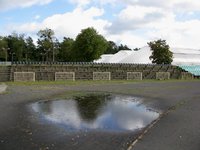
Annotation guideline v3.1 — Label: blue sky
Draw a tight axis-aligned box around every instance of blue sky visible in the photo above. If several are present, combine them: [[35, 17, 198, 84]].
[[1, 0, 200, 49]]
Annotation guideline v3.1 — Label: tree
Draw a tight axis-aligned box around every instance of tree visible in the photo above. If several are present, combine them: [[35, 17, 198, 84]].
[[37, 28, 56, 62], [0, 36, 8, 61], [104, 41, 118, 54], [58, 37, 74, 62], [72, 27, 108, 62], [148, 39, 173, 64], [118, 44, 131, 50], [24, 36, 36, 61], [5, 33, 26, 61]]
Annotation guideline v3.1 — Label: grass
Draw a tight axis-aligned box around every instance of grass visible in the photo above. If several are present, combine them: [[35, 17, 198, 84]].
[[4, 79, 200, 86]]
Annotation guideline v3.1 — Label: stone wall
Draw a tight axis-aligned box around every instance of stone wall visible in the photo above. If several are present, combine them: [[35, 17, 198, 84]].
[[127, 72, 142, 80], [0, 66, 11, 82], [181, 72, 194, 80], [156, 72, 170, 80], [14, 72, 35, 82], [55, 72, 75, 81], [93, 72, 111, 80], [0, 62, 192, 82]]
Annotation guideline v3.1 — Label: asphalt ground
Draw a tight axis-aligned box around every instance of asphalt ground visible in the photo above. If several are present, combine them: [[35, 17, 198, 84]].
[[0, 80, 200, 150], [0, 83, 7, 94]]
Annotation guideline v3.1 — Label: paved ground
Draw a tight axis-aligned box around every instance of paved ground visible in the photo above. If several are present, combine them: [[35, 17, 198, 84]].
[[0, 83, 7, 94], [0, 80, 200, 150]]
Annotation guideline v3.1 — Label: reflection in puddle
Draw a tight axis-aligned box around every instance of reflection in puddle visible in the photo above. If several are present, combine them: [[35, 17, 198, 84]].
[[31, 94, 159, 132]]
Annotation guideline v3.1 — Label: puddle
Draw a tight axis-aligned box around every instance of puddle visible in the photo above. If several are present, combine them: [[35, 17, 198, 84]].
[[30, 94, 159, 132]]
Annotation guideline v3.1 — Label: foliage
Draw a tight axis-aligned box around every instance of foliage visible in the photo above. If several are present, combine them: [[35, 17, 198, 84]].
[[104, 41, 119, 54], [0, 37, 8, 61], [57, 37, 74, 62], [148, 39, 173, 64], [37, 28, 57, 61], [25, 36, 36, 61], [0, 27, 132, 62], [4, 33, 27, 61], [118, 44, 131, 50], [72, 27, 108, 62]]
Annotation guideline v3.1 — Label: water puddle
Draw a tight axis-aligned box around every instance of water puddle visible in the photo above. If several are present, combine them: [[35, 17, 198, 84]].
[[30, 94, 159, 132]]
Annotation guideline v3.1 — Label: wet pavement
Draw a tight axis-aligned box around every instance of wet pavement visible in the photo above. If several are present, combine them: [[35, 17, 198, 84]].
[[0, 81, 200, 150], [30, 94, 159, 132]]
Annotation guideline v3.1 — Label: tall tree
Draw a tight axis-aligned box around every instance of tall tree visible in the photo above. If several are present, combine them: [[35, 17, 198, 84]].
[[25, 36, 36, 61], [58, 37, 74, 62], [0, 36, 8, 61], [104, 41, 118, 54], [72, 27, 108, 62], [37, 28, 56, 62], [5, 33, 26, 61], [148, 39, 173, 64], [118, 44, 131, 50]]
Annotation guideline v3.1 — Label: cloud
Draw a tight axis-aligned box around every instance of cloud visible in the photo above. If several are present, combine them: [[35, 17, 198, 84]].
[[8, 7, 109, 39], [106, 6, 166, 34], [68, 0, 91, 7], [34, 15, 41, 20], [0, 0, 53, 11], [3, 0, 200, 49], [98, 0, 200, 12]]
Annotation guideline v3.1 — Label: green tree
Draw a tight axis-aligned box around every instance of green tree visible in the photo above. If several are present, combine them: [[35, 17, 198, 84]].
[[0, 36, 8, 61], [24, 36, 36, 61], [5, 33, 26, 61], [104, 41, 118, 54], [37, 28, 56, 62], [148, 39, 173, 64], [72, 27, 108, 62], [58, 37, 74, 62], [118, 44, 131, 50]]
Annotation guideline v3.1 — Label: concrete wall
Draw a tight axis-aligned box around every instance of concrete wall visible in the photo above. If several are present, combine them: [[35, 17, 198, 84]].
[[0, 62, 191, 82]]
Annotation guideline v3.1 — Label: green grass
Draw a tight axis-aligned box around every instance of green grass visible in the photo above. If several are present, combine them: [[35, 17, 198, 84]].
[[4, 79, 200, 86]]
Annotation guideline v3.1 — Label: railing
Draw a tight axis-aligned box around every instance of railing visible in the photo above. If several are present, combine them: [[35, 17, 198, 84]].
[[0, 62, 12, 66], [11, 61, 173, 66]]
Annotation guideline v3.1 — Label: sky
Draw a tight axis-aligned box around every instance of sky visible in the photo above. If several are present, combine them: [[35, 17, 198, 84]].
[[1, 0, 200, 49]]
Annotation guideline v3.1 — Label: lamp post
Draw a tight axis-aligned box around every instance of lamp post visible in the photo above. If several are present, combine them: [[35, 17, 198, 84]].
[[10, 52, 15, 63], [1, 47, 9, 64]]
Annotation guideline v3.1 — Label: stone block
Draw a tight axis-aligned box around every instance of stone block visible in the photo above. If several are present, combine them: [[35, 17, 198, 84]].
[[181, 72, 194, 80], [156, 72, 170, 80], [14, 72, 35, 82], [55, 72, 75, 81], [127, 72, 142, 80], [93, 72, 111, 80]]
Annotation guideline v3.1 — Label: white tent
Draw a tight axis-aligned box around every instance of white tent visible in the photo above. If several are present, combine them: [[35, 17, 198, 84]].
[[95, 46, 200, 65]]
